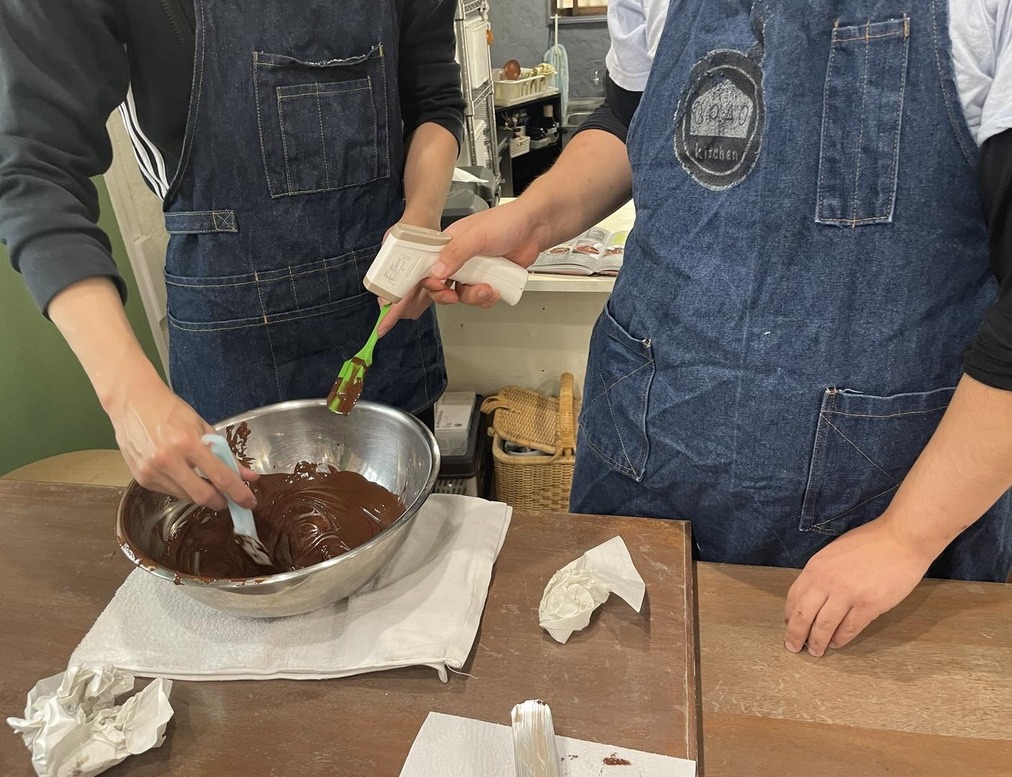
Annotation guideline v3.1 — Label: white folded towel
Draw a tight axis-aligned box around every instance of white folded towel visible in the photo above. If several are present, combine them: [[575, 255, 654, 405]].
[[71, 495, 511, 682]]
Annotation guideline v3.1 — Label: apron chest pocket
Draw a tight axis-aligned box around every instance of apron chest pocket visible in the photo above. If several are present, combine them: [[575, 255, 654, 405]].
[[816, 17, 910, 227], [800, 385, 953, 535], [254, 46, 390, 198], [578, 304, 655, 482]]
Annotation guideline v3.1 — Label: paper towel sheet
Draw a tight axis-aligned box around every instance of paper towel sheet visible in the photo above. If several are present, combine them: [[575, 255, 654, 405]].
[[539, 536, 646, 644], [71, 495, 511, 682], [452, 168, 489, 183], [400, 712, 697, 777]]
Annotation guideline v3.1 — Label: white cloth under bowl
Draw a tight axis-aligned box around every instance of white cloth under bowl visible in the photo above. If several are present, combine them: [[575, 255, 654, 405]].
[[70, 495, 511, 681]]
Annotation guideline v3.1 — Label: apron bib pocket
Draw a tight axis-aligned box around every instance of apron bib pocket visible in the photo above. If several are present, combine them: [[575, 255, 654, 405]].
[[254, 46, 390, 198], [815, 16, 910, 226], [579, 304, 655, 482], [800, 385, 953, 535]]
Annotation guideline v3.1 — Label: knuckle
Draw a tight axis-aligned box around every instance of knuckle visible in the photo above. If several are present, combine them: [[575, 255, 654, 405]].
[[167, 431, 193, 451], [135, 466, 159, 488], [207, 471, 233, 490], [191, 484, 219, 507]]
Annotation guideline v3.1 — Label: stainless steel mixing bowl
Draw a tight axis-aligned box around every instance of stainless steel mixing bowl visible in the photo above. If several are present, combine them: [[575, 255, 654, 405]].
[[117, 399, 440, 617]]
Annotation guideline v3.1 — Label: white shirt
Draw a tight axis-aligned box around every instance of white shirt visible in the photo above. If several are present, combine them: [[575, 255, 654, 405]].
[[606, 0, 1012, 145]]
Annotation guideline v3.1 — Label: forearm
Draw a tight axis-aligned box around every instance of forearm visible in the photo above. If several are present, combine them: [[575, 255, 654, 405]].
[[516, 129, 633, 252], [401, 122, 458, 228], [48, 277, 161, 411], [881, 373, 1012, 556]]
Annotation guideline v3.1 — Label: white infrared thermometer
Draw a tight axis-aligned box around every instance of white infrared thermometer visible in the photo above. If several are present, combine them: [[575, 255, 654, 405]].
[[364, 224, 528, 306]]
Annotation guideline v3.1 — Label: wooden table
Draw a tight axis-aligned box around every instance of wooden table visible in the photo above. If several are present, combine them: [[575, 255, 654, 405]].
[[698, 564, 1012, 775], [0, 481, 698, 776], [2, 481, 1011, 775]]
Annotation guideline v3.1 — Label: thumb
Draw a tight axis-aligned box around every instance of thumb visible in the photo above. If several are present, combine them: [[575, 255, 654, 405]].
[[377, 293, 411, 337], [431, 223, 490, 281]]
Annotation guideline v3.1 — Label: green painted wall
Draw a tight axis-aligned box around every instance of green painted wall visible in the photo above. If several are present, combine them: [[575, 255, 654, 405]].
[[0, 178, 163, 475]]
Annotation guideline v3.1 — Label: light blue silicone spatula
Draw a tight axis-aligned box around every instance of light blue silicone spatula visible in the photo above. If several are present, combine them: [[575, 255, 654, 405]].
[[201, 433, 272, 567]]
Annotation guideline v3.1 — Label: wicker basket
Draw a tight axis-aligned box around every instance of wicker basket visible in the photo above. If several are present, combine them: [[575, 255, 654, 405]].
[[480, 373, 579, 511]]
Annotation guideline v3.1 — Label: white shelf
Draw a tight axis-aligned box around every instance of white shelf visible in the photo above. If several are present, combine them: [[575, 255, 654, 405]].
[[494, 87, 560, 110], [459, 0, 485, 18], [468, 79, 493, 106], [525, 273, 615, 293]]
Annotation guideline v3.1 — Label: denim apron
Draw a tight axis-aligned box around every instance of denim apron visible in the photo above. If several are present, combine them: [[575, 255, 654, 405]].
[[572, 0, 1012, 581], [160, 0, 446, 423]]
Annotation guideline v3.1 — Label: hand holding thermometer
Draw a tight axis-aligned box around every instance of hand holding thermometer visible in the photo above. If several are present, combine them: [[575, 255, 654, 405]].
[[327, 226, 528, 415], [363, 223, 529, 306]]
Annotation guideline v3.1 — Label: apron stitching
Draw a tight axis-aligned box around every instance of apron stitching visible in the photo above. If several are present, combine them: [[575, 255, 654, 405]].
[[812, 483, 900, 531], [377, 57, 390, 177], [816, 21, 840, 222], [278, 86, 369, 98], [801, 391, 836, 525], [165, 254, 366, 287], [837, 30, 907, 43], [253, 57, 279, 197], [587, 362, 652, 404], [167, 300, 371, 332], [602, 376, 635, 475], [822, 215, 896, 226], [322, 257, 333, 303], [821, 415, 894, 480], [277, 92, 294, 194], [607, 331, 649, 354], [368, 74, 379, 179], [315, 84, 331, 188], [288, 265, 299, 308], [252, 270, 283, 401], [587, 438, 634, 478], [847, 24, 872, 227], [886, 16, 911, 224], [827, 405, 949, 419], [280, 180, 384, 196]]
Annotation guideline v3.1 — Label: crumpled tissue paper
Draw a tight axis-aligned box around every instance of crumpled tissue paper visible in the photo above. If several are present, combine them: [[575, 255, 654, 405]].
[[6, 664, 173, 777], [538, 536, 645, 644]]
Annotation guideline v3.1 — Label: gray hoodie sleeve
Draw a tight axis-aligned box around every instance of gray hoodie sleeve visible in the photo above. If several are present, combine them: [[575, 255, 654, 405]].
[[0, 0, 129, 314]]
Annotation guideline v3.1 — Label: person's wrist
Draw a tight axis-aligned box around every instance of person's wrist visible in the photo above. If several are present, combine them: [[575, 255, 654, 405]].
[[512, 188, 557, 252], [400, 205, 442, 232], [96, 353, 164, 417], [876, 506, 953, 565]]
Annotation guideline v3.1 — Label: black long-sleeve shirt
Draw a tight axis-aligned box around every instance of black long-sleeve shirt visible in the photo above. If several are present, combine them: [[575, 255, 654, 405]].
[[0, 0, 465, 313], [578, 74, 1012, 391]]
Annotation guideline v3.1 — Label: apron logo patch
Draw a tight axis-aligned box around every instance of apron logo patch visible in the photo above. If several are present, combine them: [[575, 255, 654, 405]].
[[675, 49, 764, 190]]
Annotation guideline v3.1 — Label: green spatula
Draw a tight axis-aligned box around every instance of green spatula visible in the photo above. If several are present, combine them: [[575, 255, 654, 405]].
[[327, 304, 390, 415]]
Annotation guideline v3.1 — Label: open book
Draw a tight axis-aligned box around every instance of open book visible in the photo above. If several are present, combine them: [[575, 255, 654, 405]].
[[528, 226, 628, 276]]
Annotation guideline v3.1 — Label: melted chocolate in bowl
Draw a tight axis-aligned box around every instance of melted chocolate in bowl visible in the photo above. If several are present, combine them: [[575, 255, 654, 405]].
[[145, 423, 406, 579]]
